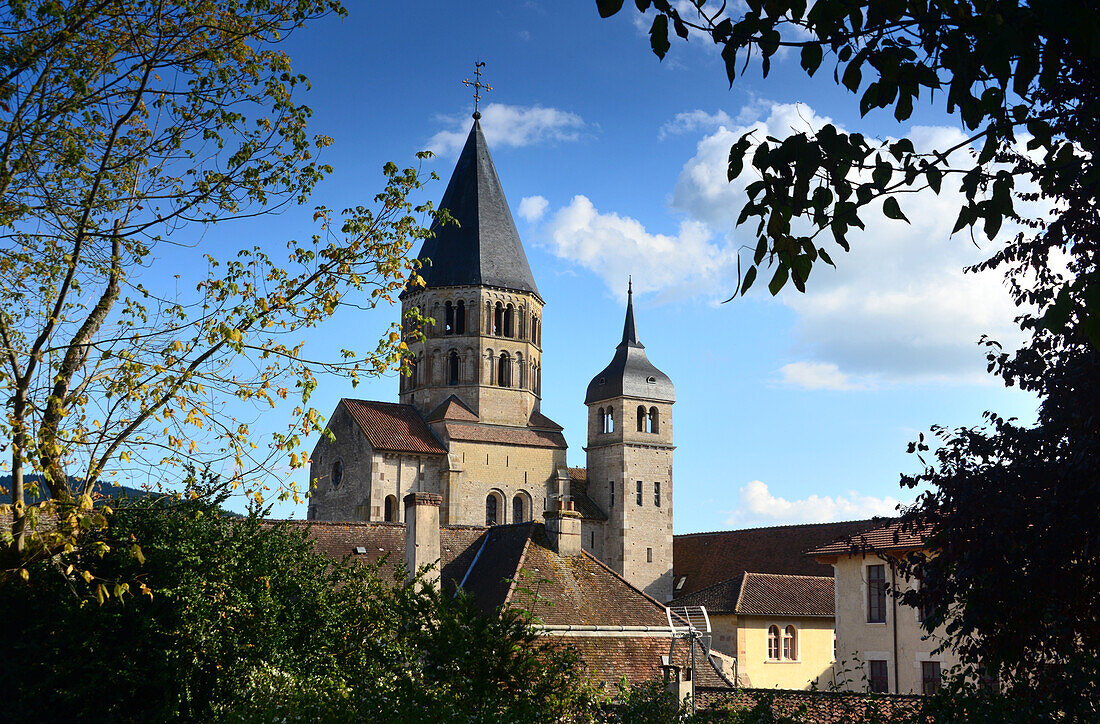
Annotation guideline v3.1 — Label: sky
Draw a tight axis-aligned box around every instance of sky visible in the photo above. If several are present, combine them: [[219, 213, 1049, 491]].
[[199, 1, 1039, 532]]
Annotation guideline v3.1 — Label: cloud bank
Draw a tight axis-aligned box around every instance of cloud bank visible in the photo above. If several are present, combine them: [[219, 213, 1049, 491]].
[[725, 480, 903, 526], [427, 103, 587, 156]]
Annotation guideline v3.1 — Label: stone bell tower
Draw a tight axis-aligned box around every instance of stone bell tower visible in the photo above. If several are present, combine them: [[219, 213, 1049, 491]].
[[398, 117, 545, 427], [584, 282, 675, 601]]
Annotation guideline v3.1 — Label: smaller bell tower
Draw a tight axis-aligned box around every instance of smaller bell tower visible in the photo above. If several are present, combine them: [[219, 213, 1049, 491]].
[[584, 281, 675, 601]]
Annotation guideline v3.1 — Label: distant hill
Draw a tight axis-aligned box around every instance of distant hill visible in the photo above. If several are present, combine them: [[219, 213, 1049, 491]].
[[0, 475, 157, 505]]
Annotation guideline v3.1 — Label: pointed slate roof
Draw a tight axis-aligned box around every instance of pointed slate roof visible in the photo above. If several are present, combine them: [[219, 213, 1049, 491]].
[[412, 120, 540, 297], [585, 281, 675, 404]]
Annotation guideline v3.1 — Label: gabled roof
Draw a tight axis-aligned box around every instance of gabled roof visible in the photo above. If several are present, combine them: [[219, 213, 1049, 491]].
[[340, 399, 448, 455], [671, 572, 834, 617], [806, 519, 926, 558], [673, 519, 880, 598], [586, 282, 674, 404], [440, 421, 567, 449], [565, 468, 608, 522], [528, 408, 563, 431], [425, 395, 479, 423], [410, 120, 539, 298]]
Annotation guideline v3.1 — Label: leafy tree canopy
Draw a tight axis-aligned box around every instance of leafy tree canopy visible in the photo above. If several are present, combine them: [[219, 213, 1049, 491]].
[[0, 0, 437, 563]]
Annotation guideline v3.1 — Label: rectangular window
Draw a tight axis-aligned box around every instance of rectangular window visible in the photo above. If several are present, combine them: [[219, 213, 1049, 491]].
[[590, 531, 595, 549], [647, 547, 653, 563], [654, 481, 661, 507], [609, 482, 614, 508], [867, 564, 887, 623], [868, 660, 889, 694], [922, 661, 942, 695], [636, 480, 643, 506]]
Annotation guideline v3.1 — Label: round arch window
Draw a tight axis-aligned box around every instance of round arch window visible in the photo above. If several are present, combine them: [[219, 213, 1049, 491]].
[[331, 459, 344, 489]]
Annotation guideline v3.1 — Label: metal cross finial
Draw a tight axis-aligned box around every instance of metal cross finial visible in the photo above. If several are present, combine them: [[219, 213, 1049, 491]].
[[628, 276, 633, 298], [463, 61, 492, 120]]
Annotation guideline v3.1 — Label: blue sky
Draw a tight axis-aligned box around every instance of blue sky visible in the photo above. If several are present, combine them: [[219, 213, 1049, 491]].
[[206, 1, 1039, 532]]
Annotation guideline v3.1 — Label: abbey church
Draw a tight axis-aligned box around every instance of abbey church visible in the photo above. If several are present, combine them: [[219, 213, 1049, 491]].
[[307, 117, 677, 602]]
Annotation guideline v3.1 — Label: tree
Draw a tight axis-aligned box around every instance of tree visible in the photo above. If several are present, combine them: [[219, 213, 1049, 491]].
[[0, 479, 600, 722], [0, 1, 435, 562], [597, 0, 1098, 717]]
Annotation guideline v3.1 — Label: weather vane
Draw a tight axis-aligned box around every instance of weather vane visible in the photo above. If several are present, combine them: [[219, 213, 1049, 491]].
[[463, 61, 492, 119]]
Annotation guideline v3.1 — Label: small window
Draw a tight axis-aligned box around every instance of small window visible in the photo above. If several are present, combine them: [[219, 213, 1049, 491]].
[[783, 625, 797, 660], [609, 482, 615, 508], [444, 301, 455, 334], [455, 300, 466, 334], [497, 352, 511, 387], [485, 494, 499, 526], [637, 405, 647, 432], [767, 625, 781, 660], [590, 531, 595, 549], [635, 480, 643, 506], [868, 564, 887, 623], [331, 460, 344, 489], [654, 481, 661, 507], [921, 661, 942, 695], [448, 350, 460, 385], [649, 406, 660, 434], [512, 493, 527, 523], [675, 576, 686, 591], [646, 375, 656, 384], [868, 660, 889, 694], [504, 303, 515, 338], [646, 547, 653, 563], [384, 494, 397, 522], [493, 302, 503, 336]]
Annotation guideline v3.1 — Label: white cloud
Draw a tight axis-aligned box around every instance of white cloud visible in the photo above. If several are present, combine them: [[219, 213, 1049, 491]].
[[542, 195, 734, 300], [777, 361, 870, 391], [427, 103, 587, 156], [726, 480, 903, 526], [518, 195, 549, 223], [658, 109, 733, 140], [533, 101, 1040, 384]]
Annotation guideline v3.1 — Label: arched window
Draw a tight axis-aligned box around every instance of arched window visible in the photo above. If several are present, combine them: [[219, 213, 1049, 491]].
[[649, 406, 660, 434], [535, 365, 541, 395], [485, 494, 499, 526], [637, 405, 647, 432], [455, 300, 466, 334], [448, 351, 460, 385], [598, 407, 605, 433], [384, 494, 397, 522], [516, 353, 525, 389], [767, 625, 781, 660], [783, 625, 797, 660], [494, 302, 503, 336], [504, 303, 515, 337], [607, 407, 614, 432], [512, 492, 529, 523], [407, 357, 418, 389], [497, 352, 511, 387], [444, 301, 454, 334]]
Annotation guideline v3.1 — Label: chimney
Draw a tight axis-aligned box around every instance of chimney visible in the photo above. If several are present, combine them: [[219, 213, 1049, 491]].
[[404, 492, 442, 591], [543, 500, 583, 557]]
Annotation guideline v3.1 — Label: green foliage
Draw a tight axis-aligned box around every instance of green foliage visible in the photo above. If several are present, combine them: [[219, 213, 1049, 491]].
[[0, 476, 597, 722], [0, 0, 438, 562]]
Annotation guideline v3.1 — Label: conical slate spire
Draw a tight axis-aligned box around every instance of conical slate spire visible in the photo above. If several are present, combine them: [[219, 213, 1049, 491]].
[[411, 120, 540, 297], [620, 277, 642, 348], [586, 281, 674, 404]]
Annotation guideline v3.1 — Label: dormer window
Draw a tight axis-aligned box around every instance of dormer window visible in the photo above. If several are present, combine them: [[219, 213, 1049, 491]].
[[646, 376, 656, 384]]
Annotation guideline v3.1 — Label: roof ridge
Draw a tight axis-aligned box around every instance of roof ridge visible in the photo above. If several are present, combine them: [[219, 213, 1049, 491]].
[[743, 571, 835, 582], [501, 522, 536, 609], [676, 517, 886, 537], [733, 571, 749, 613]]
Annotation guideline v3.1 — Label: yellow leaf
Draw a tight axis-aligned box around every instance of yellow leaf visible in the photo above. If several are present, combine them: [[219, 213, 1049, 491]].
[[18, 568, 28, 581], [132, 544, 145, 565]]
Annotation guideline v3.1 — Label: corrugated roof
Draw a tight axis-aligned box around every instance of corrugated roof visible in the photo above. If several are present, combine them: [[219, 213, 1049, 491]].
[[673, 519, 881, 599], [441, 421, 567, 449], [807, 519, 926, 558], [341, 399, 448, 455]]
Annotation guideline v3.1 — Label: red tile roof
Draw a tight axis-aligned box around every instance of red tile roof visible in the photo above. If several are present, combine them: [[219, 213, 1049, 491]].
[[672, 572, 834, 617], [341, 399, 448, 455], [528, 409, 564, 430], [425, 395, 479, 422], [673, 519, 880, 598], [441, 421, 567, 449], [806, 519, 927, 558], [562, 468, 607, 522], [697, 688, 923, 720]]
